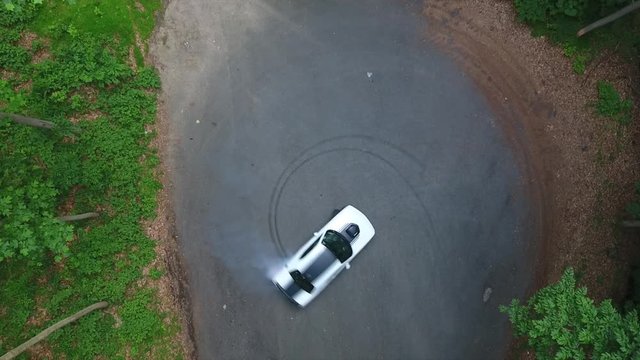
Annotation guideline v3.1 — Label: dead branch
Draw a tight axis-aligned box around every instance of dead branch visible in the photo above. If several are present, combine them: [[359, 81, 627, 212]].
[[0, 302, 109, 360], [578, 2, 640, 37], [621, 220, 640, 228], [57, 212, 100, 222], [0, 112, 55, 129]]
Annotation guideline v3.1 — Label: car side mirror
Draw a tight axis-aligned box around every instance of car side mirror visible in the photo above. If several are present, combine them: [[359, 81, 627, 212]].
[[345, 263, 351, 270]]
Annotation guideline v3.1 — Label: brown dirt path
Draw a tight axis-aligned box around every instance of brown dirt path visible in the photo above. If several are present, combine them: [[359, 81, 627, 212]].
[[423, 0, 640, 310]]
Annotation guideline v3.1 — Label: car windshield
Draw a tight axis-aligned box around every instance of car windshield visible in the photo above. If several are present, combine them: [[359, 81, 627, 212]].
[[321, 230, 353, 263]]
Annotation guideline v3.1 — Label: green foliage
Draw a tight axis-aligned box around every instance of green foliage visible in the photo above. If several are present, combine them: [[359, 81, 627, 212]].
[[0, 0, 180, 357], [629, 268, 640, 307], [0, 180, 73, 261], [501, 268, 640, 359], [515, 0, 634, 23], [31, 0, 161, 50], [0, 119, 74, 262], [596, 81, 633, 125], [0, 0, 37, 27], [149, 267, 164, 279], [0, 265, 37, 354], [50, 310, 118, 360], [3, 0, 77, 12], [515, 0, 552, 23], [514, 0, 639, 71], [0, 42, 31, 70], [515, 0, 592, 23], [118, 289, 165, 356], [0, 80, 27, 114], [563, 43, 590, 74], [29, 35, 131, 116]]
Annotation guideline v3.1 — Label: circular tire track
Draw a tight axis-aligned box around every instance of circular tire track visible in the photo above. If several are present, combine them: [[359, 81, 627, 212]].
[[268, 135, 438, 257]]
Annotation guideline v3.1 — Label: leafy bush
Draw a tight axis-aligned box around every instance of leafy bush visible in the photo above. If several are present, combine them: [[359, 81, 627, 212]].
[[0, 179, 73, 261], [0, 0, 37, 27], [0, 119, 74, 262], [29, 35, 131, 116], [515, 0, 633, 23], [0, 42, 30, 70], [118, 289, 165, 356], [501, 268, 640, 359], [514, 0, 639, 70], [515, 0, 593, 23], [563, 43, 590, 74], [515, 0, 552, 23], [596, 81, 633, 125]]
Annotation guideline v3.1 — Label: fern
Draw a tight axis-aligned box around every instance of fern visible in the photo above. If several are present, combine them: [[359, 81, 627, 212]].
[[501, 269, 640, 359]]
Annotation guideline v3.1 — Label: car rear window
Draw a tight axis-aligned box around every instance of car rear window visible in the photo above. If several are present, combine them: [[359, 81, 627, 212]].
[[321, 230, 353, 263], [289, 270, 314, 293]]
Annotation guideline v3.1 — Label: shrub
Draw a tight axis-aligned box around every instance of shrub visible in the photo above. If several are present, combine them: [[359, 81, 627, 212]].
[[501, 268, 640, 359], [596, 81, 633, 125], [0, 42, 31, 71], [514, 0, 639, 71], [0, 119, 74, 262]]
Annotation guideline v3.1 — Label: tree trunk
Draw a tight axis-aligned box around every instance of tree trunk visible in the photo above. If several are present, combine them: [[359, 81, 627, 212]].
[[57, 212, 100, 222], [0, 112, 55, 129], [621, 220, 640, 228], [0, 301, 108, 360], [578, 2, 640, 37]]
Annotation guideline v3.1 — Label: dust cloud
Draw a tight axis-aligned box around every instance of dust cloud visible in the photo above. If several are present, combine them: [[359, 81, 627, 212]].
[[209, 225, 287, 295]]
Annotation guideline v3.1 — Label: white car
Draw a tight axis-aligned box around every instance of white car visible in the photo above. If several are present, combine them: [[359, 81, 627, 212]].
[[272, 205, 375, 307]]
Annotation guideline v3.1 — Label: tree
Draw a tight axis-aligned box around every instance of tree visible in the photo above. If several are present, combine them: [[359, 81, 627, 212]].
[[501, 269, 640, 359]]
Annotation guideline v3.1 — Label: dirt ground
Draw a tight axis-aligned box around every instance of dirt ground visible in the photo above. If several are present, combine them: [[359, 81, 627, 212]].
[[423, 0, 640, 322], [143, 106, 197, 360]]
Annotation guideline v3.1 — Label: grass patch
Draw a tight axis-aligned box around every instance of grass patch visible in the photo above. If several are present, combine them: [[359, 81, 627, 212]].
[[31, 0, 161, 49]]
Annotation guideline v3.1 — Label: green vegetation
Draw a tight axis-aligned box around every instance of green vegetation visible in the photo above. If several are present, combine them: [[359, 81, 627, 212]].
[[514, 0, 640, 73], [596, 81, 634, 125], [32, 0, 161, 50], [0, 1, 181, 358], [502, 269, 640, 359], [506, 2, 639, 357]]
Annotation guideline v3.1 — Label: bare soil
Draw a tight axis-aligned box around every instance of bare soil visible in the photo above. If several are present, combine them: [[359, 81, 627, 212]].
[[133, 19, 196, 359], [423, 0, 640, 355], [143, 94, 197, 359]]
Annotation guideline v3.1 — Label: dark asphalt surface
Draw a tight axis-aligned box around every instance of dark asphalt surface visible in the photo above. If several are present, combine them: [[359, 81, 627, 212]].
[[152, 0, 537, 359]]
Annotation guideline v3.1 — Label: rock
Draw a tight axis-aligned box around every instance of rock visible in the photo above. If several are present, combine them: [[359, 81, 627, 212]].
[[483, 287, 492, 303]]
